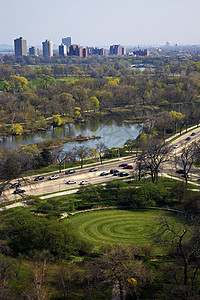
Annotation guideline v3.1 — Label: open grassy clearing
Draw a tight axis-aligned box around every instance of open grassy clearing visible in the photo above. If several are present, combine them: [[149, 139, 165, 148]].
[[64, 209, 178, 254]]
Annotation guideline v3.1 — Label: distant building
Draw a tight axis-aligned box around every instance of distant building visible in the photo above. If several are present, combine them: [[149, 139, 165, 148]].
[[42, 39, 53, 57], [110, 44, 126, 56], [59, 44, 67, 56], [14, 37, 27, 57], [62, 37, 71, 48], [69, 45, 88, 57], [133, 49, 150, 56], [29, 46, 39, 56], [87, 47, 108, 56]]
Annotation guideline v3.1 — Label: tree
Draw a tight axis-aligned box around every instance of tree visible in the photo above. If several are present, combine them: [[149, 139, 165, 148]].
[[73, 146, 90, 168], [96, 142, 107, 164], [179, 141, 200, 184], [169, 111, 185, 134], [85, 244, 151, 300], [52, 114, 62, 127], [136, 139, 170, 184], [90, 96, 99, 113], [153, 217, 200, 290], [11, 124, 23, 135]]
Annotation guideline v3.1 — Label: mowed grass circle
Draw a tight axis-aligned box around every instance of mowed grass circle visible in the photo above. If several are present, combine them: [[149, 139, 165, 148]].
[[65, 209, 177, 252]]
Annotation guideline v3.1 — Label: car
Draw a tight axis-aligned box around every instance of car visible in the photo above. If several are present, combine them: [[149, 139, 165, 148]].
[[113, 171, 120, 176], [197, 178, 200, 182], [118, 163, 128, 167], [119, 172, 129, 177], [13, 189, 26, 194], [100, 172, 109, 176], [123, 165, 133, 169], [65, 170, 75, 175], [191, 132, 196, 136], [173, 144, 179, 149], [49, 174, 59, 180], [79, 180, 90, 185], [10, 182, 21, 188], [185, 137, 191, 141], [89, 167, 98, 172], [110, 169, 119, 174], [175, 169, 185, 174], [66, 180, 76, 184], [34, 176, 44, 181]]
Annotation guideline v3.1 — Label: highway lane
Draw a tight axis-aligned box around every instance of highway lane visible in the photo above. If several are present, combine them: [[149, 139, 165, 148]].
[[4, 158, 135, 200]]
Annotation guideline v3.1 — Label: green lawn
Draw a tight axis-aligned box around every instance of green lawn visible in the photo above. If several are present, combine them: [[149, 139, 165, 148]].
[[64, 209, 178, 254]]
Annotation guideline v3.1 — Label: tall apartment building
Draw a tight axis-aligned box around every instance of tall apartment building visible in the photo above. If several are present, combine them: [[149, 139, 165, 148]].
[[62, 37, 71, 48], [86, 47, 108, 56], [133, 49, 150, 56], [69, 45, 87, 57], [14, 37, 27, 57], [29, 46, 39, 56], [59, 44, 67, 56], [110, 44, 126, 56], [42, 39, 53, 57]]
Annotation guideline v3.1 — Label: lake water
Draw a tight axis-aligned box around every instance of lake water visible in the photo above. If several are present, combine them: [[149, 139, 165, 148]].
[[0, 114, 142, 150]]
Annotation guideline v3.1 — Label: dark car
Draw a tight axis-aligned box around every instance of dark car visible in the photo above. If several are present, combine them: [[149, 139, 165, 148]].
[[34, 176, 44, 181], [110, 169, 119, 174], [65, 170, 75, 175], [185, 137, 191, 141], [119, 172, 129, 177], [191, 132, 196, 136], [175, 169, 184, 174], [113, 171, 120, 176], [10, 182, 21, 189], [13, 189, 26, 194], [100, 172, 109, 176], [118, 163, 128, 167], [123, 165, 133, 169]]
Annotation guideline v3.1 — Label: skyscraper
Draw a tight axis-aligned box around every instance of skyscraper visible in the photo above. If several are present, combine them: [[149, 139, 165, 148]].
[[14, 37, 27, 57], [59, 44, 67, 56], [62, 37, 71, 48], [42, 39, 53, 57], [29, 46, 39, 56], [110, 44, 126, 56]]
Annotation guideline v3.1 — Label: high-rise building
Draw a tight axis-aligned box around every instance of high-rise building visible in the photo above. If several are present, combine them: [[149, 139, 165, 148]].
[[29, 46, 39, 56], [14, 37, 27, 57], [110, 44, 126, 56], [42, 39, 53, 57], [69, 45, 83, 57], [62, 37, 71, 48], [133, 49, 150, 56], [59, 44, 67, 56]]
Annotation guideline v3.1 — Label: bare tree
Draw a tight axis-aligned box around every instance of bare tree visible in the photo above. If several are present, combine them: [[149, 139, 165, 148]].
[[179, 141, 200, 184], [73, 146, 90, 168], [136, 139, 171, 184], [153, 217, 200, 289], [96, 142, 107, 164]]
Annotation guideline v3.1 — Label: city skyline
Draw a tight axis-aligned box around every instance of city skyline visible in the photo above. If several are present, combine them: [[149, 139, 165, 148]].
[[1, 0, 200, 46]]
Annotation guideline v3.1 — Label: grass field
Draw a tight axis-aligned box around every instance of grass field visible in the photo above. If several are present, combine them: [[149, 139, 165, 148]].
[[64, 209, 178, 254]]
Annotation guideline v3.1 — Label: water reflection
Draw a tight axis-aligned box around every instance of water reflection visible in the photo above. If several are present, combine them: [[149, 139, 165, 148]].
[[0, 114, 142, 150]]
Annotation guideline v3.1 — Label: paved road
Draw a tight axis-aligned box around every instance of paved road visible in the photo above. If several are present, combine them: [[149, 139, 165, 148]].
[[3, 125, 200, 202], [4, 157, 135, 201]]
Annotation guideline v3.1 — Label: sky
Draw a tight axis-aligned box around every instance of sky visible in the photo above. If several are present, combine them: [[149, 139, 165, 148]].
[[1, 0, 200, 47]]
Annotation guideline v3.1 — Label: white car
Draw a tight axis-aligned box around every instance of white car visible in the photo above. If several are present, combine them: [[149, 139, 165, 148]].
[[49, 174, 59, 180], [66, 180, 76, 184], [173, 144, 179, 149], [79, 180, 90, 185]]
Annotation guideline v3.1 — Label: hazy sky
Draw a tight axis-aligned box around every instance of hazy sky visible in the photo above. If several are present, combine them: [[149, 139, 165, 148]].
[[1, 0, 200, 47]]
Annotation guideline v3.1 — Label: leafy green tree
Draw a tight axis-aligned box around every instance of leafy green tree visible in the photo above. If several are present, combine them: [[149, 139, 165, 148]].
[[11, 124, 23, 135], [52, 114, 62, 126], [90, 96, 99, 113]]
